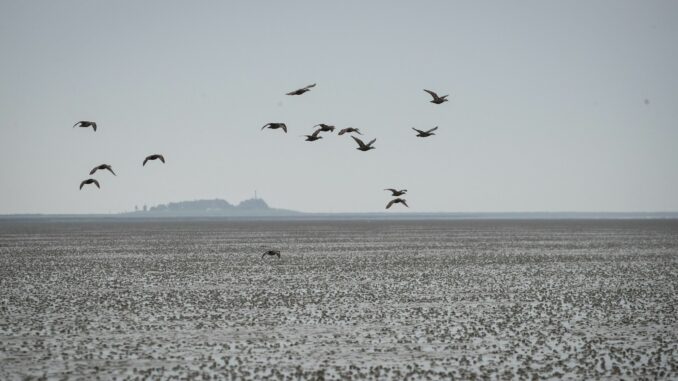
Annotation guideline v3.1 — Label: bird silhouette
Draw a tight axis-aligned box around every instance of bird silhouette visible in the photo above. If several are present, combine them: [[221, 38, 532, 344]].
[[262, 123, 288, 133], [424, 89, 449, 104], [262, 249, 281, 259], [386, 198, 408, 209], [413, 126, 438, 137], [73, 121, 97, 131], [303, 129, 323, 142], [286, 83, 316, 96], [314, 124, 335, 132], [385, 188, 407, 196], [89, 164, 116, 176], [143, 154, 165, 166], [79, 178, 100, 190], [351, 136, 376, 151], [338, 127, 362, 136]]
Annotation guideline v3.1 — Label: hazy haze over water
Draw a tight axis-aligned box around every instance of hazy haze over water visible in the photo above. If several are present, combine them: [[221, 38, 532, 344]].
[[1, 1, 677, 214]]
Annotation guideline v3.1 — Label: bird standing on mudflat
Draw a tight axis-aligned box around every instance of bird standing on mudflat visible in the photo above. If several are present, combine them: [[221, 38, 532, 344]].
[[386, 198, 408, 209], [262, 249, 281, 259], [89, 164, 116, 176], [79, 178, 100, 190], [351, 136, 376, 151], [413, 126, 438, 137], [73, 121, 97, 131], [338, 127, 362, 136], [262, 123, 288, 133], [143, 154, 165, 166], [423, 89, 449, 104], [385, 188, 407, 196], [286, 83, 316, 96]]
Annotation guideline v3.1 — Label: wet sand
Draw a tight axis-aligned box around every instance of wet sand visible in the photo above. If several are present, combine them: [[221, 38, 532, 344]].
[[1, 219, 677, 379]]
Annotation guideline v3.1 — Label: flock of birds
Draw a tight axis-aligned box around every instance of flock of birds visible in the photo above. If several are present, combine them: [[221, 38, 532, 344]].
[[74, 83, 449, 215], [260, 83, 448, 212], [74, 121, 166, 190]]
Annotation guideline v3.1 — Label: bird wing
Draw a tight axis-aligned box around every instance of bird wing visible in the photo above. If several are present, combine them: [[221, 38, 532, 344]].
[[286, 83, 315, 95], [424, 89, 439, 99], [93, 179, 100, 188], [73, 121, 82, 128], [143, 157, 149, 166], [281, 124, 287, 133], [79, 180, 86, 190], [311, 129, 322, 137], [426, 126, 439, 134], [89, 167, 98, 175], [262, 252, 267, 258], [354, 129, 362, 135], [261, 123, 272, 130], [386, 199, 396, 209], [338, 129, 347, 135], [412, 127, 424, 134], [384, 188, 396, 193], [92, 123, 97, 131], [401, 200, 409, 207], [351, 136, 366, 148], [106, 166, 116, 176], [158, 155, 165, 163], [367, 138, 376, 146]]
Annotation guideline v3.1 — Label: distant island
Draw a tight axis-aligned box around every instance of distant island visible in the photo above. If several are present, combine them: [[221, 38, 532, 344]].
[[2, 198, 678, 220], [124, 198, 302, 217]]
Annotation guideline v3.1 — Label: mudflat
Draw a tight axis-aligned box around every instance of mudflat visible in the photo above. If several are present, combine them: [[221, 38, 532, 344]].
[[1, 219, 676, 379]]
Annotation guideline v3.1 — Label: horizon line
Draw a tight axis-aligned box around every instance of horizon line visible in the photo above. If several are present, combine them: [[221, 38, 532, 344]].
[[2, 210, 678, 219]]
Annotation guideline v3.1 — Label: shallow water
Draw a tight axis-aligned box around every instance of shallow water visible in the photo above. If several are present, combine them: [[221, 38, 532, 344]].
[[1, 219, 677, 379]]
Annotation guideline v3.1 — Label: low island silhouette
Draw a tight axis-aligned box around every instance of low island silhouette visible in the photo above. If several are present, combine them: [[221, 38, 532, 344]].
[[126, 197, 301, 217], [2, 198, 677, 219]]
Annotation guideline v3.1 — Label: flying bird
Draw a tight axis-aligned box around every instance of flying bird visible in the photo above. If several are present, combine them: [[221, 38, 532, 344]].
[[89, 164, 116, 176], [413, 126, 438, 137], [314, 123, 335, 133], [73, 121, 97, 131], [262, 123, 288, 133], [351, 136, 376, 151], [423, 89, 449, 104], [385, 188, 407, 196], [262, 249, 281, 259], [338, 127, 362, 136], [286, 83, 316, 96], [386, 198, 408, 209], [79, 178, 100, 190], [143, 154, 165, 166], [303, 129, 323, 142]]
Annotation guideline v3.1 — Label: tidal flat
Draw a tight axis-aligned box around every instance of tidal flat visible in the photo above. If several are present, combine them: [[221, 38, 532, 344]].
[[1, 219, 677, 379]]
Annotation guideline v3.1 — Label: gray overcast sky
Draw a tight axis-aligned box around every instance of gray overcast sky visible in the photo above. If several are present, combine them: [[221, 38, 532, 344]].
[[1, 0, 677, 214]]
